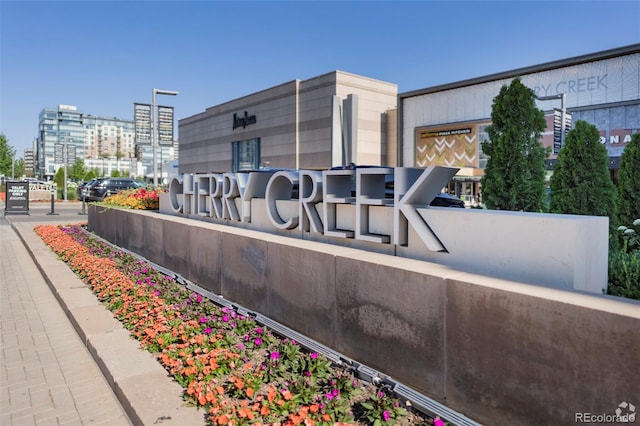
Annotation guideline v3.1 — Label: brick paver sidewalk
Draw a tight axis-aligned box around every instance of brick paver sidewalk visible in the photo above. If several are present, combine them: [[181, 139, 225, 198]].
[[0, 215, 131, 426]]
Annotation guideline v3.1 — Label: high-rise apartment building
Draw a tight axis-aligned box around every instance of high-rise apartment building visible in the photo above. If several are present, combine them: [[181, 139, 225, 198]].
[[38, 104, 84, 178], [83, 115, 136, 162], [38, 105, 138, 180], [23, 148, 35, 176], [37, 104, 177, 181]]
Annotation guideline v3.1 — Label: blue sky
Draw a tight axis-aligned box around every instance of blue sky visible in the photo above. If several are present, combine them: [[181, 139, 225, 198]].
[[1, 0, 639, 155]]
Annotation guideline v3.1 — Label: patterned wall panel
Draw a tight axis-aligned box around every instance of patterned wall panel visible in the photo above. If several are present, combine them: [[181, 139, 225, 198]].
[[415, 124, 480, 167]]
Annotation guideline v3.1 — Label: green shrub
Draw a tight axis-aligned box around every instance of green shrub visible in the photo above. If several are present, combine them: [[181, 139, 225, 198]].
[[607, 218, 640, 300], [56, 188, 77, 201], [607, 250, 640, 300]]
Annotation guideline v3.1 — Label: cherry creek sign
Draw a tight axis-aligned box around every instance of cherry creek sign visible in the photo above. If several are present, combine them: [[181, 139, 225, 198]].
[[168, 166, 459, 253]]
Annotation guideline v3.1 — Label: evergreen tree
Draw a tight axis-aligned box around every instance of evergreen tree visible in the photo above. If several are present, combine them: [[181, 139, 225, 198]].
[[54, 166, 65, 188], [481, 78, 548, 211], [549, 120, 616, 220], [0, 133, 16, 178], [617, 132, 640, 226]]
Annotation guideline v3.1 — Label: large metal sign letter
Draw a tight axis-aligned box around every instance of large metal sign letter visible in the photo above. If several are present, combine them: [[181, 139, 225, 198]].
[[393, 167, 459, 252]]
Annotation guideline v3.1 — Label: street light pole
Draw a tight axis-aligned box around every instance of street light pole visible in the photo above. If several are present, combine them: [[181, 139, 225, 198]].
[[152, 88, 178, 187], [63, 137, 68, 202]]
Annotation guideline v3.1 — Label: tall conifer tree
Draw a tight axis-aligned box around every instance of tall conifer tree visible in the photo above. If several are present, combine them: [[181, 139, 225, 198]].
[[617, 132, 640, 226], [481, 78, 548, 211], [549, 120, 616, 220]]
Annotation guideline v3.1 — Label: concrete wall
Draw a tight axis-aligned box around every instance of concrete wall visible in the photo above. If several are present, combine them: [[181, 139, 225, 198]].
[[88, 205, 640, 425], [160, 190, 609, 294]]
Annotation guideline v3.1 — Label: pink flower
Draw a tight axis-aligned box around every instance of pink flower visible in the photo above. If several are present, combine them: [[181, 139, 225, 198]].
[[270, 352, 280, 360], [254, 338, 263, 346], [310, 352, 318, 359], [434, 417, 446, 426], [383, 410, 390, 421]]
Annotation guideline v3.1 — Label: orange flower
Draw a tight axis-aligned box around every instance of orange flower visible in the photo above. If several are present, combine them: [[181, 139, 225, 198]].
[[267, 386, 277, 402], [289, 414, 303, 425], [245, 387, 254, 397]]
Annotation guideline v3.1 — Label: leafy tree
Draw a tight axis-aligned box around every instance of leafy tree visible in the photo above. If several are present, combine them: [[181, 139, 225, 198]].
[[549, 120, 616, 221], [617, 133, 640, 226], [13, 158, 25, 179], [481, 77, 548, 211], [0, 133, 16, 178], [84, 169, 97, 181], [69, 159, 87, 181]]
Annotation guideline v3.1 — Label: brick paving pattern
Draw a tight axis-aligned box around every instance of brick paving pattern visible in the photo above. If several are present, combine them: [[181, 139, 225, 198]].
[[0, 215, 131, 426]]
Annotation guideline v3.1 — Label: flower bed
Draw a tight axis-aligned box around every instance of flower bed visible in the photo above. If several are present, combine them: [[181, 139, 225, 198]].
[[102, 187, 163, 210], [35, 224, 445, 426]]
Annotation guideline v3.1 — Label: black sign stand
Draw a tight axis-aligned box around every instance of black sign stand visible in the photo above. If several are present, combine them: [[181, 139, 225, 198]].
[[4, 181, 30, 215]]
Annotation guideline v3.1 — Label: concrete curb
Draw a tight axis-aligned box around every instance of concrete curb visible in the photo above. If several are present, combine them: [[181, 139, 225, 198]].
[[11, 222, 205, 426]]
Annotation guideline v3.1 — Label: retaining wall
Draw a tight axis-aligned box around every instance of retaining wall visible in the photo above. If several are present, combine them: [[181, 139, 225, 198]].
[[88, 205, 640, 425]]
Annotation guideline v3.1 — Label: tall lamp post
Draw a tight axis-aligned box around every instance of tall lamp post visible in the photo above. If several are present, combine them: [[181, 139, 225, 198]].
[[63, 137, 69, 202], [152, 88, 178, 187]]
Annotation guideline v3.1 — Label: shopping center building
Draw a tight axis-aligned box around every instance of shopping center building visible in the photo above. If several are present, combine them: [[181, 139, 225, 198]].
[[178, 71, 398, 174], [178, 45, 639, 205], [398, 44, 640, 204]]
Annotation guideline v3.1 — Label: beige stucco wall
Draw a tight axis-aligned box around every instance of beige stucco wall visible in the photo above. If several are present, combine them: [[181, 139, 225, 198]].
[[178, 71, 397, 173]]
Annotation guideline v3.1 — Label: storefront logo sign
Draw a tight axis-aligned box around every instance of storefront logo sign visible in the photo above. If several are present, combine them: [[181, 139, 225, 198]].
[[232, 111, 257, 130]]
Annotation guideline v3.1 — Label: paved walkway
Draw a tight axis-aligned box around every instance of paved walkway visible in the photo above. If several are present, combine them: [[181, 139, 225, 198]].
[[1, 200, 204, 426], [0, 213, 131, 426]]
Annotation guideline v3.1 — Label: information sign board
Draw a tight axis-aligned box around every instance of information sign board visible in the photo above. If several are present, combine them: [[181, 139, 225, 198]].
[[158, 105, 174, 145], [134, 103, 152, 145], [5, 181, 29, 215]]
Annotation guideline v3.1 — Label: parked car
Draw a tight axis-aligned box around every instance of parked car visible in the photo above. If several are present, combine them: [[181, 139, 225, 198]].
[[85, 178, 144, 202], [76, 179, 98, 200]]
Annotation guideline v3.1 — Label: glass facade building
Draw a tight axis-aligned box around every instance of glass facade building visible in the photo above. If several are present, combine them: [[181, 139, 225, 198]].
[[38, 105, 83, 179], [37, 104, 176, 181]]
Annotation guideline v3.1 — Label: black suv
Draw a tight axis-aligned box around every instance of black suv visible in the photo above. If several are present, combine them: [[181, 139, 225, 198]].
[[86, 178, 144, 201]]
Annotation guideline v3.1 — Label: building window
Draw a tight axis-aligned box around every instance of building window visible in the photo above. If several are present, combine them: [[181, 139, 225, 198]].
[[232, 138, 260, 171]]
